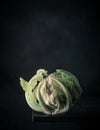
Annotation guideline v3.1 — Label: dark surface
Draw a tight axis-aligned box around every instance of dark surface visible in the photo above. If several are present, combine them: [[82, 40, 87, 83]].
[[0, 0, 99, 130]]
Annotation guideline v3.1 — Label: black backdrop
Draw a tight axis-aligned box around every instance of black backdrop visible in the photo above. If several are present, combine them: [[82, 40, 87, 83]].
[[0, 0, 99, 130]]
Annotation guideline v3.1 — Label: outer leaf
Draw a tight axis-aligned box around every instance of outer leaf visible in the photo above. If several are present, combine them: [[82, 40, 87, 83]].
[[20, 77, 28, 91]]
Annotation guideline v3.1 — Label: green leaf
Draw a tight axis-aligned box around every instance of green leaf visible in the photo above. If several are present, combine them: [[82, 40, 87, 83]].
[[20, 77, 28, 91]]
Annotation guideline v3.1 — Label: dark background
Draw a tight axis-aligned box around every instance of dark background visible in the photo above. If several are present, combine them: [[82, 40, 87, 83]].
[[0, 0, 99, 130]]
